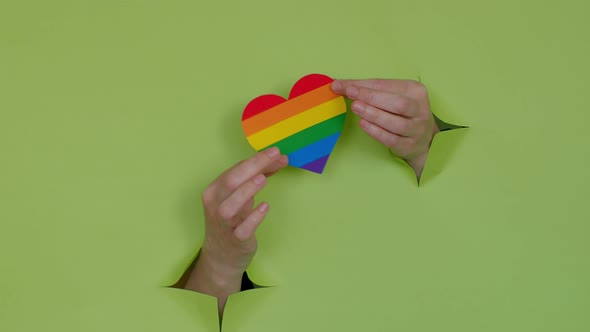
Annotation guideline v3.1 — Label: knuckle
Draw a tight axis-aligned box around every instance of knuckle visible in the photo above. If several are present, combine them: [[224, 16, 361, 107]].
[[393, 96, 411, 112], [252, 152, 271, 168], [374, 127, 387, 141], [372, 112, 384, 125], [397, 121, 409, 135], [243, 181, 258, 197], [223, 174, 241, 191], [217, 204, 234, 220], [387, 134, 399, 147], [409, 81, 428, 98], [256, 149, 273, 160], [201, 187, 215, 205], [364, 106, 378, 121], [234, 231, 247, 242], [371, 126, 382, 139], [363, 121, 374, 133], [368, 80, 384, 91], [201, 193, 212, 206], [359, 88, 375, 103]]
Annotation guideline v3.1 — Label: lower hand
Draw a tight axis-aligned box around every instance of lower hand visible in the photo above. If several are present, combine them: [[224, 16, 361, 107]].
[[185, 147, 288, 315]]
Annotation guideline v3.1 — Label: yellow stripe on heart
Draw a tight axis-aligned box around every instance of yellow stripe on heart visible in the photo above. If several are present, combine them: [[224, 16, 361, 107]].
[[246, 97, 346, 151]]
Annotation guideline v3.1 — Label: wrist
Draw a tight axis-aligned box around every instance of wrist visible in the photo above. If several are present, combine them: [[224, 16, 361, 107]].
[[200, 246, 245, 281], [406, 153, 428, 178], [406, 121, 439, 178], [188, 247, 244, 296]]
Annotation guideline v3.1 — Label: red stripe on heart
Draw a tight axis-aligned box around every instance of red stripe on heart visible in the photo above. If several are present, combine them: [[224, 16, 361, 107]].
[[242, 94, 286, 121], [242, 74, 336, 122], [289, 74, 334, 99]]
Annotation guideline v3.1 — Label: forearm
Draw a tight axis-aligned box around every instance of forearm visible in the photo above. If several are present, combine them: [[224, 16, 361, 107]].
[[184, 248, 244, 319]]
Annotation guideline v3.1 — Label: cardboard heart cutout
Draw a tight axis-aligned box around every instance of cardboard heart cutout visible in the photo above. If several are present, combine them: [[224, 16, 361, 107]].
[[241, 74, 347, 174]]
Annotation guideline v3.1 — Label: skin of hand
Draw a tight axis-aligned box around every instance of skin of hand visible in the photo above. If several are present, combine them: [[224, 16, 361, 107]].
[[331, 79, 439, 178], [184, 147, 289, 318]]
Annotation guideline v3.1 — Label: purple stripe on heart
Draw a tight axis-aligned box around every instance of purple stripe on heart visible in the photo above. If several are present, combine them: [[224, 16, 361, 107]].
[[300, 155, 331, 174]]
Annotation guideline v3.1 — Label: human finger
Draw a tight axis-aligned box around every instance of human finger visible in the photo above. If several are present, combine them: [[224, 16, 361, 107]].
[[231, 155, 286, 219], [235, 154, 288, 177], [332, 79, 423, 98], [237, 198, 255, 220], [346, 87, 418, 118], [217, 147, 282, 195], [351, 101, 413, 137], [218, 174, 267, 224], [263, 154, 289, 177], [359, 119, 411, 152], [233, 202, 269, 241]]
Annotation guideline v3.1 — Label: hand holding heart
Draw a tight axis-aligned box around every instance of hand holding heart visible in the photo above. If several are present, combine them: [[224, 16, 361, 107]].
[[184, 147, 288, 317], [331, 79, 439, 178]]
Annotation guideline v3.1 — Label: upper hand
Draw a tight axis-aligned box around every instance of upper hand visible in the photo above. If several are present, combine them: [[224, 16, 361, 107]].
[[331, 79, 439, 178]]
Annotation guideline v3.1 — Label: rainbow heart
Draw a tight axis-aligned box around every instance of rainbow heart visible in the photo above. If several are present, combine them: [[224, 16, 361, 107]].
[[241, 74, 347, 174]]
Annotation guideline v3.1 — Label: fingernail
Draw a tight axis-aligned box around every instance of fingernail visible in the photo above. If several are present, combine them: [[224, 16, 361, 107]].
[[352, 102, 365, 114], [331, 80, 342, 92], [279, 155, 289, 164], [265, 146, 280, 158], [259, 202, 269, 213], [346, 86, 359, 99], [253, 174, 266, 185]]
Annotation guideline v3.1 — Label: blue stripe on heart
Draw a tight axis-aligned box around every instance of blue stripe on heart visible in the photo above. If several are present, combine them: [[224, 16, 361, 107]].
[[287, 133, 341, 167]]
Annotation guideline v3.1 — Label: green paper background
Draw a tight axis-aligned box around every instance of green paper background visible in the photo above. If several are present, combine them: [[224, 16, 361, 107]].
[[1, 1, 589, 331]]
